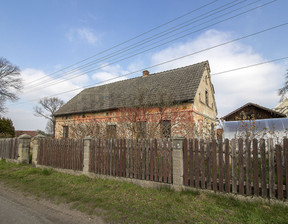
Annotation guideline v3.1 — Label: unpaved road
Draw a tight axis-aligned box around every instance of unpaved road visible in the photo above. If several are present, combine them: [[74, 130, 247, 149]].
[[0, 184, 106, 224]]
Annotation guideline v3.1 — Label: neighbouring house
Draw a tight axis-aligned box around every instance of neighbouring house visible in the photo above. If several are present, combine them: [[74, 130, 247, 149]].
[[15, 130, 38, 138], [221, 102, 287, 139], [221, 102, 286, 121], [274, 98, 288, 117], [54, 61, 217, 139]]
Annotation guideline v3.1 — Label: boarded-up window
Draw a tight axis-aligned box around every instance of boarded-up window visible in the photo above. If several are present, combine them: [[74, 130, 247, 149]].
[[136, 122, 146, 139], [106, 125, 117, 138], [63, 126, 69, 138], [205, 90, 209, 105], [161, 120, 171, 138]]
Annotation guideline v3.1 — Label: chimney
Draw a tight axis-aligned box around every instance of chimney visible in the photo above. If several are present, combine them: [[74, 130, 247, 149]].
[[142, 70, 149, 77]]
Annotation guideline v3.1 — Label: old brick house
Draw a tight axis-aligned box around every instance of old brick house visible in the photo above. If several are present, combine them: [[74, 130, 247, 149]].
[[54, 61, 217, 139]]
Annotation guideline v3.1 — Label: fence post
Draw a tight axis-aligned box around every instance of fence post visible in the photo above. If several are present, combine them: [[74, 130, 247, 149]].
[[32, 134, 45, 167], [172, 136, 185, 191], [17, 134, 31, 164], [83, 136, 92, 174]]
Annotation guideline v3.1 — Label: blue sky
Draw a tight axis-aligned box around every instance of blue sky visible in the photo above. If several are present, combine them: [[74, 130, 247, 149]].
[[1, 0, 288, 131]]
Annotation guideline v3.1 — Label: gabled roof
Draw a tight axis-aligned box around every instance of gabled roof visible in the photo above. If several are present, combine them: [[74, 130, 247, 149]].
[[55, 61, 209, 116], [15, 130, 38, 137], [221, 102, 286, 121], [274, 98, 288, 115]]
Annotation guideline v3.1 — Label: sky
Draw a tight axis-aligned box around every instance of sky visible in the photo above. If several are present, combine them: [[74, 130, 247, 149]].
[[1, 0, 288, 131]]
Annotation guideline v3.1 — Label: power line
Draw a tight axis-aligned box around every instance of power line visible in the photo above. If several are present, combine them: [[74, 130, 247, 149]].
[[25, 0, 219, 87], [24, 0, 242, 90], [24, 0, 274, 92], [211, 57, 288, 76], [11, 22, 288, 106]]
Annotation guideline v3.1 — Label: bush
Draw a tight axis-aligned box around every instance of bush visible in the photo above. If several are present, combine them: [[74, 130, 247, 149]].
[[0, 117, 15, 137]]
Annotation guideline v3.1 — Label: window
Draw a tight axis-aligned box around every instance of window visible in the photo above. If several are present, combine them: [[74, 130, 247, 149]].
[[205, 90, 209, 105], [136, 122, 146, 139], [161, 120, 171, 138], [63, 126, 69, 138], [106, 125, 117, 139]]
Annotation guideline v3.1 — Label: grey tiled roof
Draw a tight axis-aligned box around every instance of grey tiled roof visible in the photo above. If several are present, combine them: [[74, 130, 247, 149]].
[[55, 61, 209, 116]]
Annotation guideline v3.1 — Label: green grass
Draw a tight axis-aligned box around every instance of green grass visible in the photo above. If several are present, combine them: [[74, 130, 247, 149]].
[[0, 160, 287, 224]]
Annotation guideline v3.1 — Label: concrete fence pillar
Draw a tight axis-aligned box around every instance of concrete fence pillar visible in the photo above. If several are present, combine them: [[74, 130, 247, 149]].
[[172, 136, 185, 191], [32, 134, 46, 167], [83, 136, 92, 174], [18, 134, 31, 164]]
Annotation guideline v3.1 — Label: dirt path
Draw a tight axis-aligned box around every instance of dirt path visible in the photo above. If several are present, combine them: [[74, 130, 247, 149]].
[[0, 184, 106, 224]]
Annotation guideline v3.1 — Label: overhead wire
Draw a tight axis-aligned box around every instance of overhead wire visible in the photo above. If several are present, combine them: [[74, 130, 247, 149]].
[[10, 22, 288, 106], [24, 0, 255, 90], [24, 0, 273, 92], [24, 0, 242, 90], [25, 0, 220, 87]]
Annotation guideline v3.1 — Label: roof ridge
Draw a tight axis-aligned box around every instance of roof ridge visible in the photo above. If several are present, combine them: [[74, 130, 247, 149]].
[[84, 60, 208, 91]]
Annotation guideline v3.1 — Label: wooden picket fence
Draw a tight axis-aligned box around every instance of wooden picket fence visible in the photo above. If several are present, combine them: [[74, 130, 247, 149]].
[[37, 138, 84, 171], [0, 138, 19, 160], [89, 139, 173, 184], [183, 138, 288, 199]]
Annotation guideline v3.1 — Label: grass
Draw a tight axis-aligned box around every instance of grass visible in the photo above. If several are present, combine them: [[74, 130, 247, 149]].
[[0, 160, 287, 224]]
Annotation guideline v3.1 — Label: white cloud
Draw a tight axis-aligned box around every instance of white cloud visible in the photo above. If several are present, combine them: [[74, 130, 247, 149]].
[[92, 64, 129, 85], [151, 29, 286, 117], [7, 68, 91, 131], [67, 27, 100, 45]]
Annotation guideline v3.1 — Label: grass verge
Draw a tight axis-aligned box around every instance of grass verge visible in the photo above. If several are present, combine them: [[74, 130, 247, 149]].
[[0, 160, 287, 224]]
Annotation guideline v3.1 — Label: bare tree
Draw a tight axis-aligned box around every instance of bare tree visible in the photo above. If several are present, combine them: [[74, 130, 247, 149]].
[[45, 120, 54, 136], [278, 70, 288, 101], [0, 57, 23, 112], [34, 97, 64, 138]]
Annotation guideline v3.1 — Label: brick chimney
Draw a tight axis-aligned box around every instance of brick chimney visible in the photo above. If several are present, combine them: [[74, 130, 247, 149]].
[[142, 70, 149, 77]]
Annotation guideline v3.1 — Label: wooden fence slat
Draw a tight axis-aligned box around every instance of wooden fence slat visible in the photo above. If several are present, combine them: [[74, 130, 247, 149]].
[[189, 139, 194, 187], [268, 139, 275, 198], [183, 138, 188, 186], [246, 139, 252, 196], [150, 139, 154, 181], [260, 139, 267, 197], [218, 139, 224, 192], [141, 139, 146, 180], [212, 139, 217, 192], [231, 139, 237, 194], [225, 139, 230, 193], [200, 139, 205, 189], [159, 140, 163, 182], [168, 140, 172, 184], [195, 139, 199, 188], [119, 139, 123, 177], [238, 138, 244, 195], [163, 139, 167, 183], [206, 140, 211, 190], [154, 140, 158, 181], [145, 140, 150, 180], [285, 138, 288, 199], [114, 139, 117, 176], [276, 144, 283, 200], [253, 139, 259, 196], [128, 139, 132, 178], [123, 139, 127, 178]]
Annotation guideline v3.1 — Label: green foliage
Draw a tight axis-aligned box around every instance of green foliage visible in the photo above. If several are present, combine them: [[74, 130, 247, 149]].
[[0, 117, 15, 137], [36, 129, 46, 136]]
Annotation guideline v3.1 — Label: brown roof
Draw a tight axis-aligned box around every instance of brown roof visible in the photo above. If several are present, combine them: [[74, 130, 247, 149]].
[[55, 61, 210, 116], [221, 102, 286, 120], [15, 130, 38, 137]]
